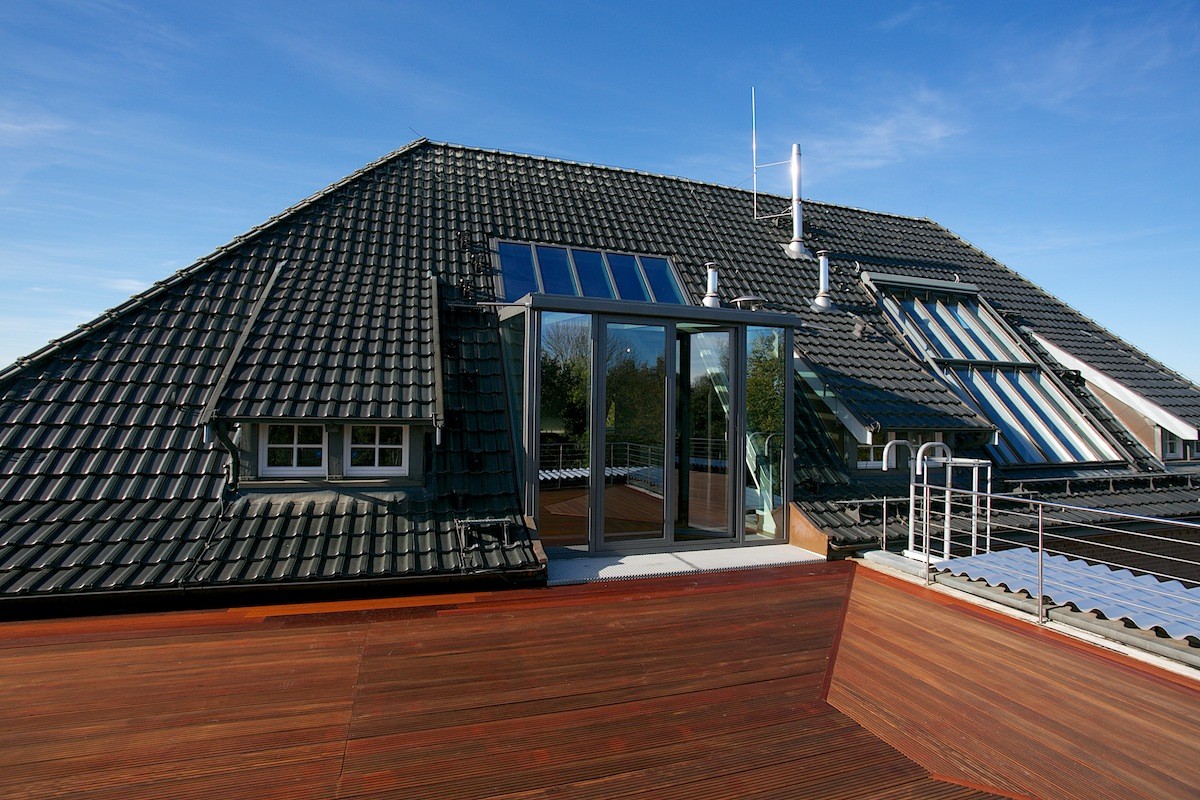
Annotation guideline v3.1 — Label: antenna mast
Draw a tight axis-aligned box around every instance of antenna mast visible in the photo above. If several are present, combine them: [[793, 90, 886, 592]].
[[751, 87, 791, 222]]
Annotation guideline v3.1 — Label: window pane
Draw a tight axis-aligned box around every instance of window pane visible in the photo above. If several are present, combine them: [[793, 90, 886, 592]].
[[267, 425, 293, 445], [266, 447, 292, 467], [351, 425, 375, 445], [379, 426, 405, 446], [745, 328, 786, 539], [350, 448, 375, 467], [606, 254, 649, 301], [571, 250, 615, 298], [380, 448, 404, 467], [498, 242, 539, 301], [535, 246, 577, 296], [297, 425, 323, 445], [297, 448, 323, 467], [639, 257, 685, 304]]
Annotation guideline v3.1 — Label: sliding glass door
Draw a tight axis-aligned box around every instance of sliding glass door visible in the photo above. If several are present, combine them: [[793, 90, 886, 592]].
[[674, 325, 734, 542], [515, 305, 793, 552], [600, 321, 668, 546]]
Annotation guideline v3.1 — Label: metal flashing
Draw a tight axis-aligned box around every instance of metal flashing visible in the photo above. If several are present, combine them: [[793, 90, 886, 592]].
[[1034, 332, 1200, 440]]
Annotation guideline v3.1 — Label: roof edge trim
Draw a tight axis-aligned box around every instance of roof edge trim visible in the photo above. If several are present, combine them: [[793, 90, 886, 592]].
[[1033, 332, 1199, 440], [860, 270, 980, 296]]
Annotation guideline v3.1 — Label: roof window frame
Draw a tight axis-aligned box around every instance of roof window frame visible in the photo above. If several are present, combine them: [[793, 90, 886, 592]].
[[865, 271, 1124, 466], [494, 239, 690, 305]]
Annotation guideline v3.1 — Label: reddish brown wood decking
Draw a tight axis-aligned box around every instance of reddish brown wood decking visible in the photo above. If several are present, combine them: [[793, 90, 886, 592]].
[[0, 562, 1003, 799], [828, 567, 1200, 800]]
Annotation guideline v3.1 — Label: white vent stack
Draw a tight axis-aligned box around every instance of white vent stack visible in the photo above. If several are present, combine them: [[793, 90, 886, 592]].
[[787, 143, 812, 259], [702, 261, 721, 308], [812, 249, 832, 312]]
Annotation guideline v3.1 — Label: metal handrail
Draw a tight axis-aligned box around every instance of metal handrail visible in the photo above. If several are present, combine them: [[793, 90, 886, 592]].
[[909, 480, 1200, 632]]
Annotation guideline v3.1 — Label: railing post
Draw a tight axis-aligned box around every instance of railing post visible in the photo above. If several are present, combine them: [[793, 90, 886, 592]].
[[923, 481, 933, 585], [1037, 503, 1045, 625], [881, 497, 888, 550], [908, 476, 917, 554], [985, 465, 993, 553], [942, 463, 952, 561], [970, 467, 979, 556]]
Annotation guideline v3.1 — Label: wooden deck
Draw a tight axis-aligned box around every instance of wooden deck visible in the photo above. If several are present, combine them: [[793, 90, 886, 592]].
[[828, 566, 1200, 800], [0, 562, 1003, 799]]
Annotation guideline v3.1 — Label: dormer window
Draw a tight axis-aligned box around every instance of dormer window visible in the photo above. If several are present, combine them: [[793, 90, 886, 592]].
[[254, 422, 413, 479], [260, 423, 326, 476], [1162, 430, 1184, 460], [866, 272, 1121, 466], [345, 424, 409, 476], [496, 241, 687, 304]]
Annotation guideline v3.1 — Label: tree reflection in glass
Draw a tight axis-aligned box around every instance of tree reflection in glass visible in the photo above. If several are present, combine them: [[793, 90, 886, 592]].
[[537, 313, 591, 547], [603, 322, 666, 542]]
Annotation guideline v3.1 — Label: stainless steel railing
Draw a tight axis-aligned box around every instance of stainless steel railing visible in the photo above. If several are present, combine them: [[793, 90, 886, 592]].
[[909, 482, 1200, 632]]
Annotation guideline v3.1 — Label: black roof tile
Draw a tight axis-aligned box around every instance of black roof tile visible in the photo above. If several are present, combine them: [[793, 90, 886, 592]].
[[2, 139, 1198, 583]]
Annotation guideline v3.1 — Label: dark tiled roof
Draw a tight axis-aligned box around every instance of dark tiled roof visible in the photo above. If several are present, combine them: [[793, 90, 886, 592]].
[[793, 379, 850, 487], [795, 473, 915, 545], [2, 139, 1198, 579]]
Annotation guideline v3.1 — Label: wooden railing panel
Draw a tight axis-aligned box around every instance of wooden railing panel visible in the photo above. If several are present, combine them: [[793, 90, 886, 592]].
[[828, 567, 1200, 800]]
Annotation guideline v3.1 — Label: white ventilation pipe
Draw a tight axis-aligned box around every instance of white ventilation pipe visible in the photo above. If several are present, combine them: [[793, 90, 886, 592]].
[[813, 249, 832, 311], [702, 261, 720, 308], [787, 144, 811, 258]]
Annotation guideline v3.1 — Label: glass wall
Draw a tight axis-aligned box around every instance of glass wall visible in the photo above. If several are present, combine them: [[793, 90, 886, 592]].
[[509, 304, 793, 551], [602, 321, 668, 544], [499, 314, 526, 490], [536, 312, 592, 546], [675, 325, 733, 541], [744, 327, 787, 540]]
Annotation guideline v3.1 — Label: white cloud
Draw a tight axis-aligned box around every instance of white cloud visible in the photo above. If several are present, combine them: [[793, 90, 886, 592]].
[[997, 13, 1200, 111], [808, 91, 964, 175], [0, 113, 70, 146], [878, 3, 933, 31], [101, 277, 149, 295]]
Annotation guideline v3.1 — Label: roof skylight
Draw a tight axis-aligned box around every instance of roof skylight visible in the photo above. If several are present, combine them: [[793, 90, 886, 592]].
[[496, 242, 687, 304], [874, 278, 1121, 465]]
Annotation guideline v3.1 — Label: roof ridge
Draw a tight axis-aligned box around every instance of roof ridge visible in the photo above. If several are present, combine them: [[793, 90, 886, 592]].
[[429, 140, 936, 224], [0, 139, 435, 387]]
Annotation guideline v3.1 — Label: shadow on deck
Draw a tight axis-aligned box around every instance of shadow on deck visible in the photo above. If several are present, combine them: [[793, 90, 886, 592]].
[[1, 561, 1197, 798]]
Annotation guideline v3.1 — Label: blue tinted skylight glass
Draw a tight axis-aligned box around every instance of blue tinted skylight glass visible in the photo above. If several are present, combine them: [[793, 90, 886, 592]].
[[498, 242, 538, 301], [606, 254, 650, 301], [571, 249, 615, 298], [639, 257, 685, 304], [535, 246, 577, 296]]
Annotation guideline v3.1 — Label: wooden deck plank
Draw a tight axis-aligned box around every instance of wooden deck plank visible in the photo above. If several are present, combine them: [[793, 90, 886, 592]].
[[827, 566, 1200, 800], [0, 562, 1010, 799]]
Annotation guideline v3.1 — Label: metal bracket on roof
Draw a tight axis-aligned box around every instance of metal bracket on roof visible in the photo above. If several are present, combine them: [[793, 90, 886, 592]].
[[455, 517, 513, 546], [454, 518, 515, 573]]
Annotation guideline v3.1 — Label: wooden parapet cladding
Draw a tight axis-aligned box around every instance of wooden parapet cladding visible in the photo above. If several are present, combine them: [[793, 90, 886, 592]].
[[0, 561, 1002, 800], [828, 566, 1200, 800]]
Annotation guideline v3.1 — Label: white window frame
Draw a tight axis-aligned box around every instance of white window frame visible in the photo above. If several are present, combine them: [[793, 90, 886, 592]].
[[1162, 429, 1184, 460], [259, 423, 327, 477], [344, 424, 410, 477]]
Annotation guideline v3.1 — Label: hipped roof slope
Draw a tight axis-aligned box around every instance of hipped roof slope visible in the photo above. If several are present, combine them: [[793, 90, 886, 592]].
[[2, 139, 1199, 595]]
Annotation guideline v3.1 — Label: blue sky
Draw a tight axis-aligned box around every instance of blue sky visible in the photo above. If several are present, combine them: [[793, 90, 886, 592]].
[[2, 1, 1198, 382]]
